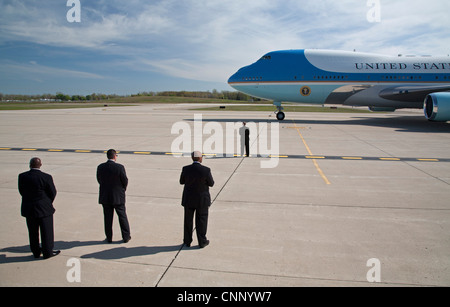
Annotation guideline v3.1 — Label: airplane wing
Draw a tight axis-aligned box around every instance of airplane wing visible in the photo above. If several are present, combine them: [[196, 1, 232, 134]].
[[378, 85, 450, 102]]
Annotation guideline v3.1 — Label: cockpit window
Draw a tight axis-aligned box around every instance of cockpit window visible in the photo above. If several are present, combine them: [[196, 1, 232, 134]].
[[259, 55, 271, 61]]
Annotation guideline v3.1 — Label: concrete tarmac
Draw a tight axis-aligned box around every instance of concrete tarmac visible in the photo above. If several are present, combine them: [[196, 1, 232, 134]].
[[0, 104, 449, 287]]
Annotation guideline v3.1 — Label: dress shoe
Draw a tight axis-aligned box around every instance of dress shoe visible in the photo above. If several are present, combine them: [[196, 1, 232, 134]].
[[123, 237, 131, 243], [105, 238, 112, 243], [33, 250, 42, 259], [199, 240, 210, 248], [43, 250, 60, 259]]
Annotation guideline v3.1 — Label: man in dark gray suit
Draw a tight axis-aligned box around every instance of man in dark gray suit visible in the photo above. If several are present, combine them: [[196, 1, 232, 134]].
[[180, 151, 214, 248], [97, 149, 131, 243], [18, 157, 60, 259]]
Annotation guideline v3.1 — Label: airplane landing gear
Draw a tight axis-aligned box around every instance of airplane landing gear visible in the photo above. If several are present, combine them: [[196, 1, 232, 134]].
[[276, 111, 285, 121], [274, 102, 285, 121]]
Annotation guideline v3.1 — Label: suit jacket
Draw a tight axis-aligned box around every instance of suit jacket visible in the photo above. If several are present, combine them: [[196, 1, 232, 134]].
[[180, 162, 214, 209], [18, 169, 57, 218], [97, 160, 128, 205]]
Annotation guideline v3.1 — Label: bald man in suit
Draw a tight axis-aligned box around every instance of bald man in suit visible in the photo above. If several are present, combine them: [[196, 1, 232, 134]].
[[18, 157, 60, 259], [180, 151, 214, 248]]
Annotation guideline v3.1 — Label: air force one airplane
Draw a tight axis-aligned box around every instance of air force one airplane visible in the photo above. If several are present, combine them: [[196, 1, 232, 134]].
[[227, 49, 450, 121]]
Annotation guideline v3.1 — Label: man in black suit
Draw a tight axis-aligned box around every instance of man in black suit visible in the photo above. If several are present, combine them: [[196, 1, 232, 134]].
[[18, 157, 60, 259], [239, 122, 250, 157], [180, 151, 214, 248], [97, 149, 131, 243]]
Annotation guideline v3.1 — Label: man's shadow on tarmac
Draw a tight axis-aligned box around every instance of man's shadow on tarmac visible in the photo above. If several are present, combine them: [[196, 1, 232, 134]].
[[0, 240, 104, 263], [0, 241, 184, 263], [80, 244, 184, 260]]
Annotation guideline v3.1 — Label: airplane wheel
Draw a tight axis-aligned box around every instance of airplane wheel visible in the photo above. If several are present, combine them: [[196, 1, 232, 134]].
[[276, 112, 285, 121]]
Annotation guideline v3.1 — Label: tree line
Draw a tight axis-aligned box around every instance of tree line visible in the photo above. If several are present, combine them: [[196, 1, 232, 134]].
[[0, 92, 121, 102], [0, 90, 264, 102]]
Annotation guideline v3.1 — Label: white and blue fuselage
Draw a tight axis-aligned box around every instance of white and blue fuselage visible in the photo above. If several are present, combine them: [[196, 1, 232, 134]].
[[228, 49, 450, 121]]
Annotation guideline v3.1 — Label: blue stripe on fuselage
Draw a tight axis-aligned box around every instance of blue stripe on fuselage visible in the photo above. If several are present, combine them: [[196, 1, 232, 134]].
[[228, 49, 450, 84], [228, 50, 320, 83]]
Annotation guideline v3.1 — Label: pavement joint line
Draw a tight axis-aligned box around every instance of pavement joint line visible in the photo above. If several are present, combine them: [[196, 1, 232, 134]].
[[168, 264, 442, 287], [155, 244, 185, 287]]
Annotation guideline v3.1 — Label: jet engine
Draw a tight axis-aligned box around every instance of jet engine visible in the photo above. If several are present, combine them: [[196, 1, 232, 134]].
[[424, 92, 450, 122]]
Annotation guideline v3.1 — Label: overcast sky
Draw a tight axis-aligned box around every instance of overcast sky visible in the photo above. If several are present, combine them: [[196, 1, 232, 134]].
[[1, 0, 449, 95]]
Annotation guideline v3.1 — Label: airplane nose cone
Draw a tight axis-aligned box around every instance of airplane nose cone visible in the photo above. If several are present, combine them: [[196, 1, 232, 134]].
[[228, 71, 238, 84], [228, 64, 252, 85], [228, 70, 241, 89]]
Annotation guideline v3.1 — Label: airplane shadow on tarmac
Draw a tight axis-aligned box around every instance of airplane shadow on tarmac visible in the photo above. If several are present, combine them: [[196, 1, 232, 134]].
[[185, 115, 450, 133]]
